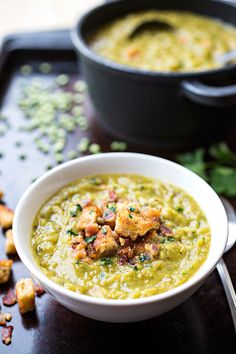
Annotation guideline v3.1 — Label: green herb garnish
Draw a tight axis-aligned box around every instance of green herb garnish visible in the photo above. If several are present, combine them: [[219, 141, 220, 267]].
[[70, 203, 83, 217], [160, 236, 175, 243], [176, 207, 184, 213], [177, 142, 236, 197], [128, 206, 136, 212], [76, 204, 83, 212], [100, 257, 113, 266], [128, 213, 133, 219], [139, 254, 150, 262], [101, 228, 107, 234], [108, 205, 116, 213], [85, 234, 97, 243], [66, 229, 78, 236]]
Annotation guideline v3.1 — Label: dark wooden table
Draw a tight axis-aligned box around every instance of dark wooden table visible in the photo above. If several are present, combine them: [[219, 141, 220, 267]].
[[0, 35, 236, 354]]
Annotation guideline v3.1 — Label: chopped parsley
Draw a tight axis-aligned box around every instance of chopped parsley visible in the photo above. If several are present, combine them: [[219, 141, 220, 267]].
[[100, 257, 113, 266], [128, 206, 136, 212], [108, 205, 116, 213], [76, 203, 83, 212], [176, 207, 184, 213], [85, 234, 97, 243], [66, 229, 78, 236], [70, 203, 83, 217], [128, 213, 133, 219], [139, 254, 150, 262], [160, 236, 175, 243], [101, 228, 107, 234], [90, 177, 101, 185]]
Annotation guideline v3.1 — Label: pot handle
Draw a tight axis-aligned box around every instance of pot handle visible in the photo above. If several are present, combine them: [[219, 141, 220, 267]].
[[181, 80, 236, 106]]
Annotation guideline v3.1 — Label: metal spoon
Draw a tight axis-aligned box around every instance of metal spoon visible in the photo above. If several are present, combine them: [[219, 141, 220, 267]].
[[128, 20, 175, 40], [217, 198, 236, 332]]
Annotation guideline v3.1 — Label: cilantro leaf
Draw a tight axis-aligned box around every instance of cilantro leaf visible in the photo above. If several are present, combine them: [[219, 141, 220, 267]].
[[209, 142, 236, 165], [210, 166, 236, 197], [176, 148, 208, 180]]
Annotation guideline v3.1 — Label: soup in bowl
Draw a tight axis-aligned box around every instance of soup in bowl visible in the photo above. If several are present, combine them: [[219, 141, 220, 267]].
[[13, 153, 228, 322]]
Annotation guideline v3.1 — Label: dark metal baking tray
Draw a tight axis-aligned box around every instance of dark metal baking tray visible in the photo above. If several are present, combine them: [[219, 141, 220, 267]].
[[0, 30, 235, 354]]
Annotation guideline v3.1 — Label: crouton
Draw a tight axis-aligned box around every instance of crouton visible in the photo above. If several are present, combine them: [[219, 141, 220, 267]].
[[85, 223, 99, 237], [15, 278, 35, 314], [0, 260, 13, 283], [0, 191, 3, 200], [93, 225, 118, 258], [2, 326, 13, 345], [0, 205, 14, 229], [77, 205, 102, 230], [5, 229, 17, 255], [2, 289, 17, 306], [115, 203, 161, 240], [0, 313, 12, 326]]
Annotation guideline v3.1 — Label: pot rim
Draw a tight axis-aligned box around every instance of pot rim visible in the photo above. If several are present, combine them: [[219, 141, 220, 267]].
[[71, 0, 236, 81]]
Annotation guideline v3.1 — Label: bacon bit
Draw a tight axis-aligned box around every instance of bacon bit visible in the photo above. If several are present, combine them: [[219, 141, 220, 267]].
[[34, 284, 45, 297], [103, 209, 116, 228], [125, 47, 140, 59], [2, 289, 17, 306], [118, 246, 133, 259], [159, 225, 173, 237], [118, 255, 128, 265], [145, 243, 159, 257], [108, 190, 117, 202], [119, 237, 133, 248], [87, 243, 98, 259], [2, 326, 13, 345], [85, 223, 99, 237], [133, 242, 145, 256]]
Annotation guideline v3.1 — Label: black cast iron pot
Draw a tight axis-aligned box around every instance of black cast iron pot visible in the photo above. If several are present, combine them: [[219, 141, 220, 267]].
[[72, 0, 236, 149]]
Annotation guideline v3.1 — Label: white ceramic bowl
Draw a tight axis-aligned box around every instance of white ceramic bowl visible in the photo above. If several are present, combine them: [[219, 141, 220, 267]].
[[13, 153, 228, 322]]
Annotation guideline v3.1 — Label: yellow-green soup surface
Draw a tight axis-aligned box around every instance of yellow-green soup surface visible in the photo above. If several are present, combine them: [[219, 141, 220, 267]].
[[31, 174, 210, 299], [89, 10, 236, 72]]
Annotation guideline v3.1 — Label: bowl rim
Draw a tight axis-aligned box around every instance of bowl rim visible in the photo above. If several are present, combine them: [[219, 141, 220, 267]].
[[13, 152, 228, 306], [71, 0, 236, 81]]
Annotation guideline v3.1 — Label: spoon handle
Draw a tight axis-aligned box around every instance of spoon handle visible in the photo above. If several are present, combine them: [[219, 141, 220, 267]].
[[216, 258, 236, 333]]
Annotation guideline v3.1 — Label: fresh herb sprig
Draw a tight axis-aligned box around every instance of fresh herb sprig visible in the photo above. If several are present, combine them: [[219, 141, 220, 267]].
[[177, 142, 236, 197]]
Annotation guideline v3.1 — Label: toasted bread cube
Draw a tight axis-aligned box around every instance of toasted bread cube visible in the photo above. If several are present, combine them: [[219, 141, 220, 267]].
[[0, 205, 14, 229], [5, 229, 17, 255], [0, 191, 3, 200], [15, 278, 35, 314], [0, 313, 12, 326], [0, 260, 13, 283]]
